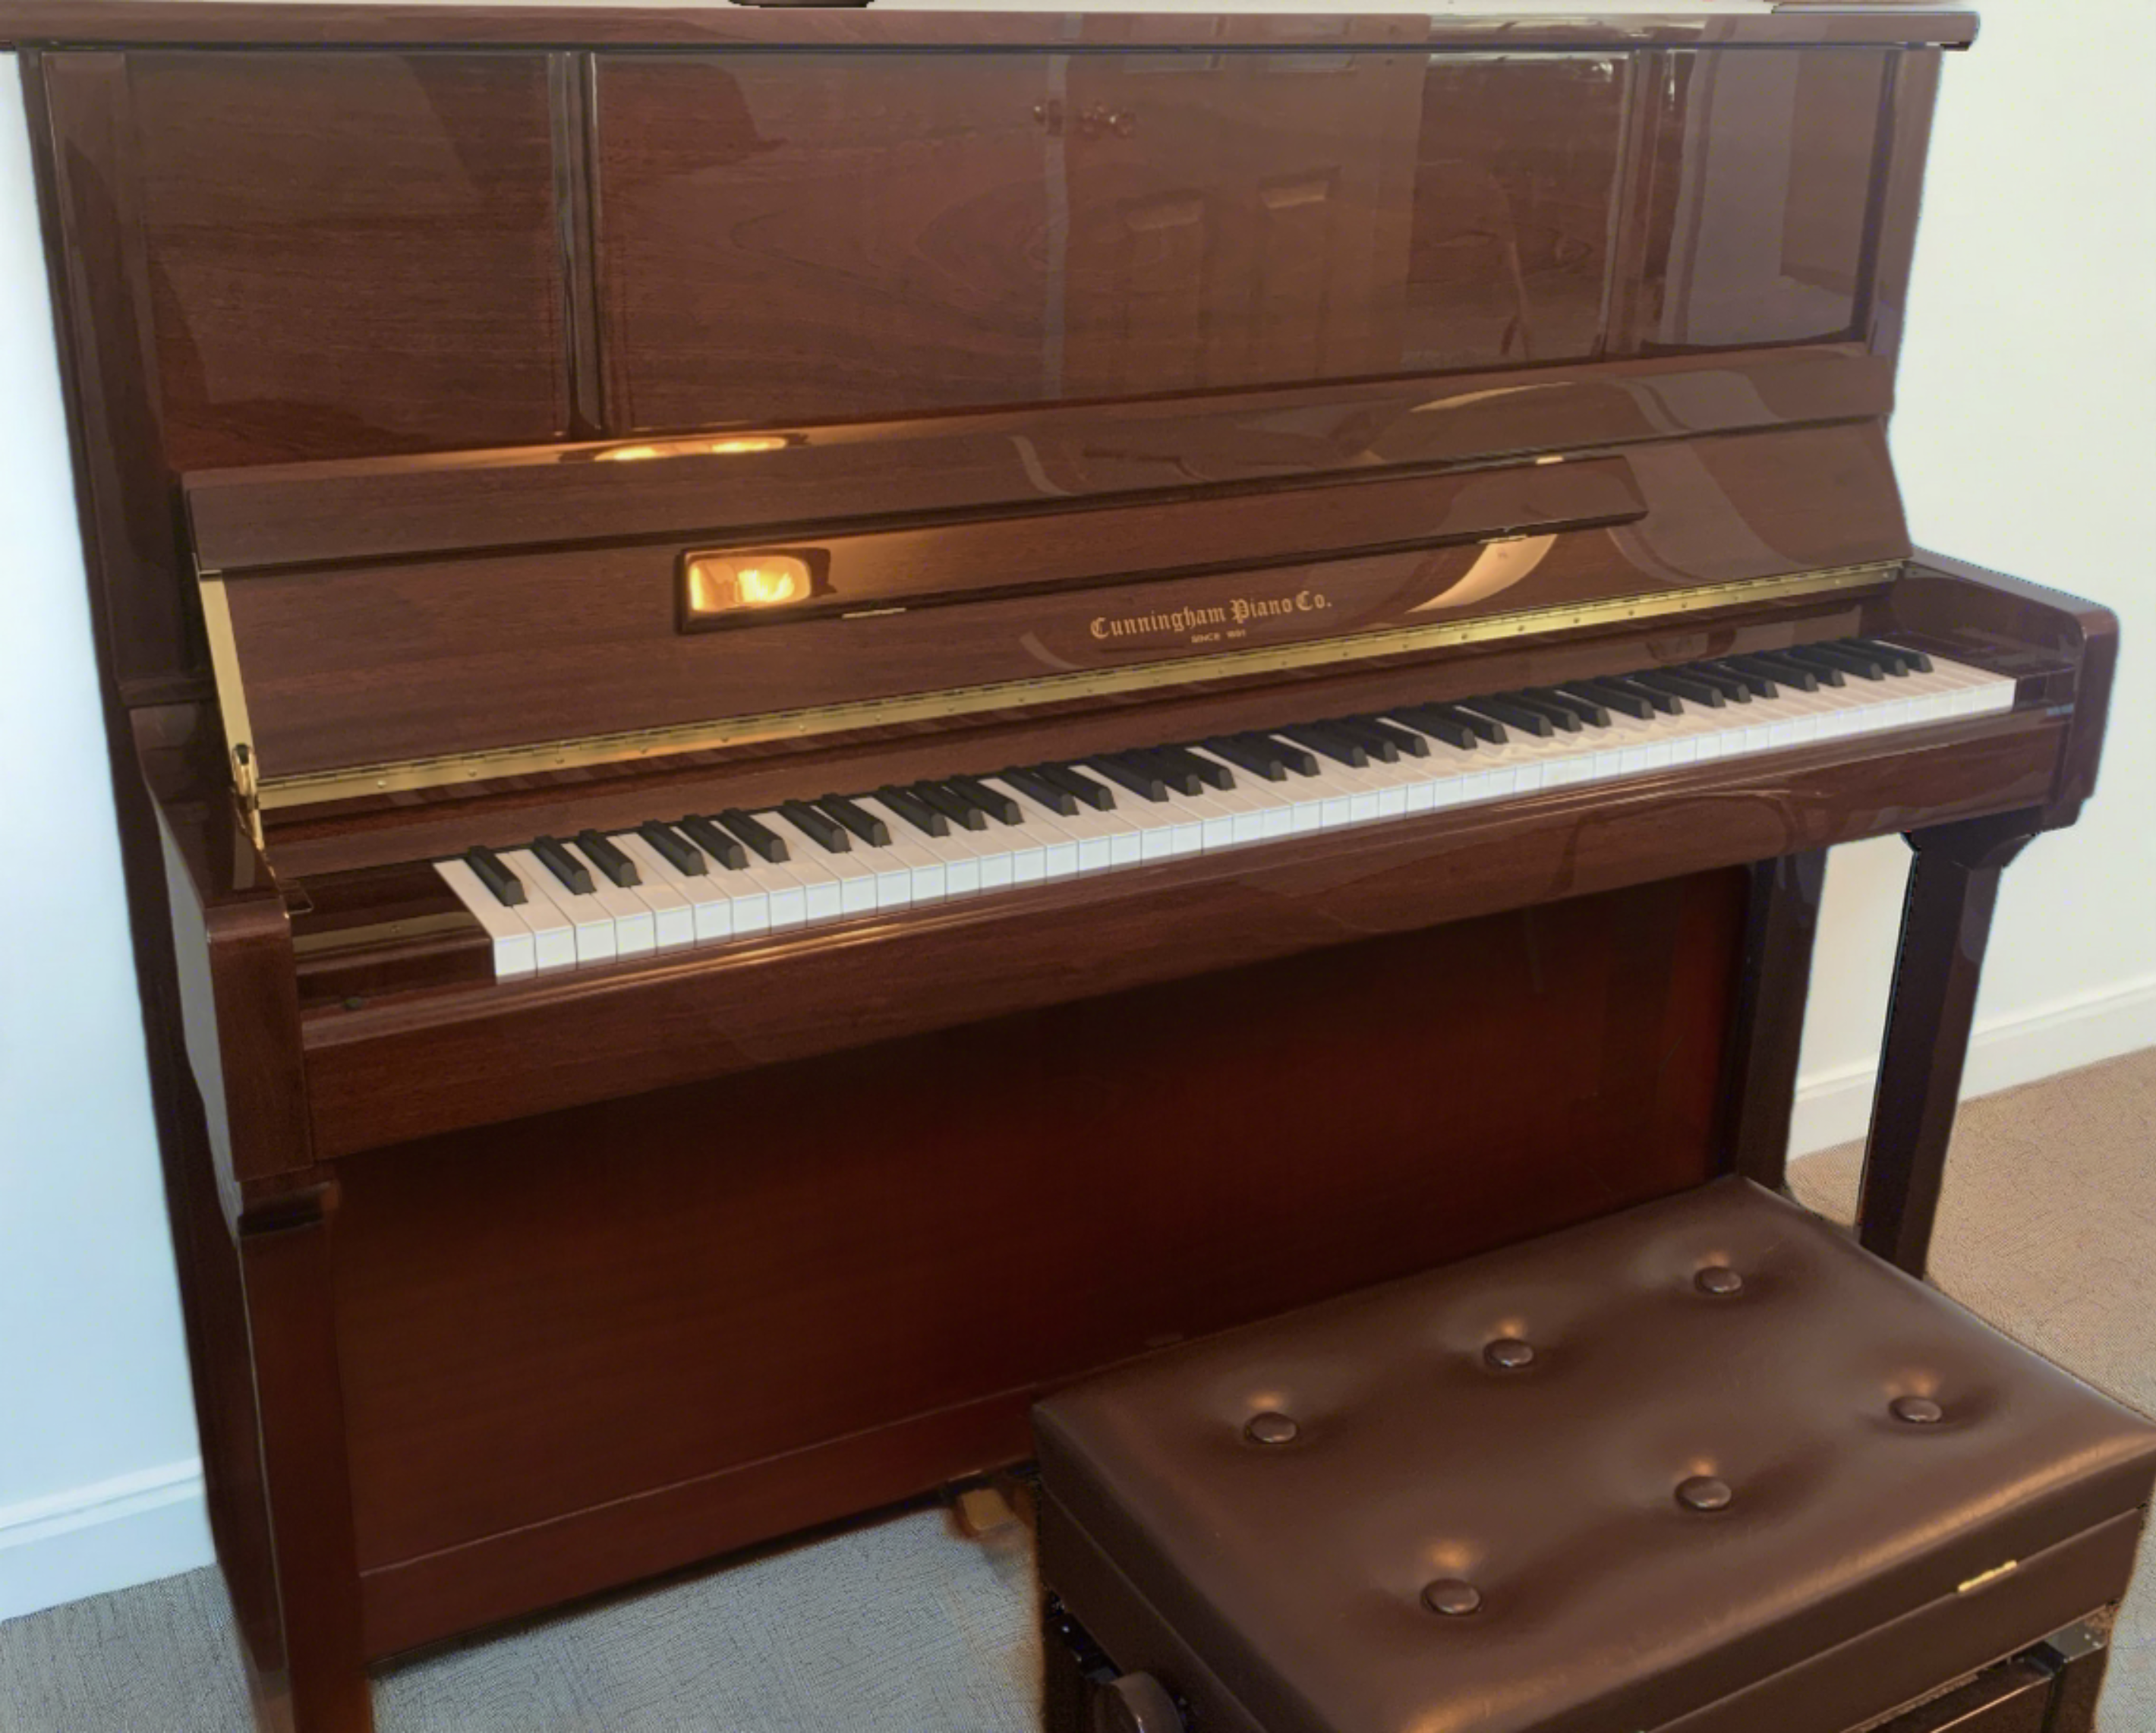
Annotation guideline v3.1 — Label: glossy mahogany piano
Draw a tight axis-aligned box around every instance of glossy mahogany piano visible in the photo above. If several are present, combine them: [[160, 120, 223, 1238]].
[[5, 3, 2117, 1729]]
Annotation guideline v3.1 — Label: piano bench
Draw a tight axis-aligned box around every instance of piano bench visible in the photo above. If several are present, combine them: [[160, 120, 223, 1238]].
[[1031, 1178, 2156, 1733]]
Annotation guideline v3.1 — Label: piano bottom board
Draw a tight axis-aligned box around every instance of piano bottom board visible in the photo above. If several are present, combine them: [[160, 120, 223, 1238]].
[[325, 868, 1749, 1657]]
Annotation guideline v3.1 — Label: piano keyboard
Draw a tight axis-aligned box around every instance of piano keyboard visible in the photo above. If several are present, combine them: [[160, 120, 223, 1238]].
[[436, 640, 2015, 980]]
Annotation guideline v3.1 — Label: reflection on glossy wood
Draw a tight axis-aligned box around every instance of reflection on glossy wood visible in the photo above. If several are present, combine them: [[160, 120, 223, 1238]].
[[216, 421, 1904, 783], [1643, 49, 1891, 352], [106, 52, 569, 468], [594, 42, 1912, 431]]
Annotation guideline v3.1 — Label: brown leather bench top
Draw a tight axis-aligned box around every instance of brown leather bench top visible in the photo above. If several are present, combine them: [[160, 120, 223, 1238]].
[[1034, 1178, 2156, 1733]]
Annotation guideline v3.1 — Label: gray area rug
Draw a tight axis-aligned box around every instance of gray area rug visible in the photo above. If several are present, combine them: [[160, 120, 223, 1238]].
[[5, 1046, 2151, 1731]]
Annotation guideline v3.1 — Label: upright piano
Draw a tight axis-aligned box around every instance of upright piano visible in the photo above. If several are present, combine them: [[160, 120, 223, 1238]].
[[5, 4, 2116, 1729]]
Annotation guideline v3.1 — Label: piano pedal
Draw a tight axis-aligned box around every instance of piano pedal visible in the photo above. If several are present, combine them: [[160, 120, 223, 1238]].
[[946, 1468, 1037, 1540]]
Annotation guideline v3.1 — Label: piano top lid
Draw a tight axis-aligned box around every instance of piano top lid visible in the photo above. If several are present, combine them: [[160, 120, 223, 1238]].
[[0, 1, 1979, 49]]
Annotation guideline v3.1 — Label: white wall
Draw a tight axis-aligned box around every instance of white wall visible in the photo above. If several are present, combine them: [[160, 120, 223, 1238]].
[[1789, 0, 2156, 1152], [0, 59, 213, 1623], [0, 2, 2149, 1622]]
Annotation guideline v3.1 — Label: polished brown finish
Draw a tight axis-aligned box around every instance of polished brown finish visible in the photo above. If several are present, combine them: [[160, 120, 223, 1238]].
[[238, 1185, 369, 1733], [590, 43, 1908, 432], [1857, 811, 2042, 1278], [46, 51, 571, 471], [1035, 1179, 2156, 1733], [216, 421, 1902, 784], [335, 874, 1738, 1651], [1723, 847, 1827, 1189], [0, 7, 1984, 51], [17, 14, 2117, 1733], [184, 347, 1892, 575]]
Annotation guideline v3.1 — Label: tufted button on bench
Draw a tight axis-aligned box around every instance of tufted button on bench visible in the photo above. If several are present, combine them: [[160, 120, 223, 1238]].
[[1033, 1179, 2156, 1733]]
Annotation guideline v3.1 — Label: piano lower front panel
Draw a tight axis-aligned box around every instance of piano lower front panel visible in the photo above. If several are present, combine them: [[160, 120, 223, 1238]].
[[329, 869, 1745, 1658]]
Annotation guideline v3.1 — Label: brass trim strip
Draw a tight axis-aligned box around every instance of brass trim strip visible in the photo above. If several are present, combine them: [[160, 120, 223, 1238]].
[[197, 571, 266, 844], [253, 562, 1893, 812]]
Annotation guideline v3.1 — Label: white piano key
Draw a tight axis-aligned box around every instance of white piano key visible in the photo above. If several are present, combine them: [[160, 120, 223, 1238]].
[[503, 848, 616, 964], [872, 796, 989, 894], [619, 830, 738, 944], [979, 781, 1080, 878], [986, 778, 1121, 873], [865, 824, 947, 908], [435, 859, 538, 978], [609, 833, 708, 948], [560, 841, 657, 957], [770, 812, 877, 917]]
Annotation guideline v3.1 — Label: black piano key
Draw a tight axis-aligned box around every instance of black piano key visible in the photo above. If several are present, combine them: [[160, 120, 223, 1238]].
[[1086, 755, 1171, 802], [463, 845, 526, 906], [778, 799, 849, 852], [1677, 664, 1756, 704], [1351, 717, 1432, 757], [638, 821, 708, 877], [1633, 670, 1725, 708], [817, 794, 890, 849], [1856, 636, 1932, 673], [575, 829, 641, 887], [913, 780, 991, 830], [678, 816, 749, 871], [1562, 679, 1656, 720], [1127, 748, 1204, 797], [1155, 744, 1234, 790], [1733, 651, 1822, 691], [717, 809, 790, 863], [1247, 733, 1321, 776], [1459, 697, 1555, 737], [999, 767, 1080, 817], [1199, 736, 1288, 781], [946, 774, 1023, 824], [1277, 723, 1369, 769], [1787, 643, 1886, 682], [1492, 691, 1583, 732], [531, 835, 594, 895], [1031, 764, 1117, 811], [1385, 707, 1479, 751], [1702, 659, 1785, 698], [681, 810, 750, 866], [1604, 676, 1682, 715], [1323, 719, 1401, 762], [878, 785, 952, 837], [1426, 702, 1507, 745], [1530, 687, 1611, 728]]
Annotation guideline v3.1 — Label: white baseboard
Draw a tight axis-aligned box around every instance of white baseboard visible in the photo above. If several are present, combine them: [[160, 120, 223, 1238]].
[[0, 1460, 212, 1625], [1791, 974, 2156, 1158]]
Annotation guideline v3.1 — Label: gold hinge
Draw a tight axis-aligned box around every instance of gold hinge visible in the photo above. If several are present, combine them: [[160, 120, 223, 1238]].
[[197, 568, 266, 849]]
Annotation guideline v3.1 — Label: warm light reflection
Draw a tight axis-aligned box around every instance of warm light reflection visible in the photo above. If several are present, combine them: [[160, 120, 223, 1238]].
[[684, 553, 813, 618], [600, 433, 792, 462]]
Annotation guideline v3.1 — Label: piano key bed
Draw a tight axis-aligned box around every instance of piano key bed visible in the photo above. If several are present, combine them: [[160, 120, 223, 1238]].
[[434, 640, 2016, 981]]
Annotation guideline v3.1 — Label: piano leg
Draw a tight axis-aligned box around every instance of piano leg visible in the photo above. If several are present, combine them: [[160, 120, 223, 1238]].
[[1725, 849, 1829, 1192], [1856, 811, 2041, 1278], [237, 1181, 372, 1733]]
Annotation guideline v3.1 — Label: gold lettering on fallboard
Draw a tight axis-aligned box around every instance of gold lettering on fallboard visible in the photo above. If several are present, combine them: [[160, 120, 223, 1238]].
[[1089, 590, 1329, 647]]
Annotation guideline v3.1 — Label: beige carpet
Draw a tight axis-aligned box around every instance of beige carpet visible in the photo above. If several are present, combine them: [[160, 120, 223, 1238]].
[[4, 1047, 2151, 1732]]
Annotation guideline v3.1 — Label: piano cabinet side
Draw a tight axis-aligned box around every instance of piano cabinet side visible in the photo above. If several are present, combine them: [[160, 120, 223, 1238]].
[[1856, 556, 2120, 1277], [150, 731, 371, 1733]]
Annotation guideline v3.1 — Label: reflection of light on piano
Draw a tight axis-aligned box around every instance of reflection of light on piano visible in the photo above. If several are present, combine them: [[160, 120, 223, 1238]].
[[600, 434, 791, 462], [685, 553, 811, 616], [1408, 533, 1557, 613], [737, 566, 800, 606]]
